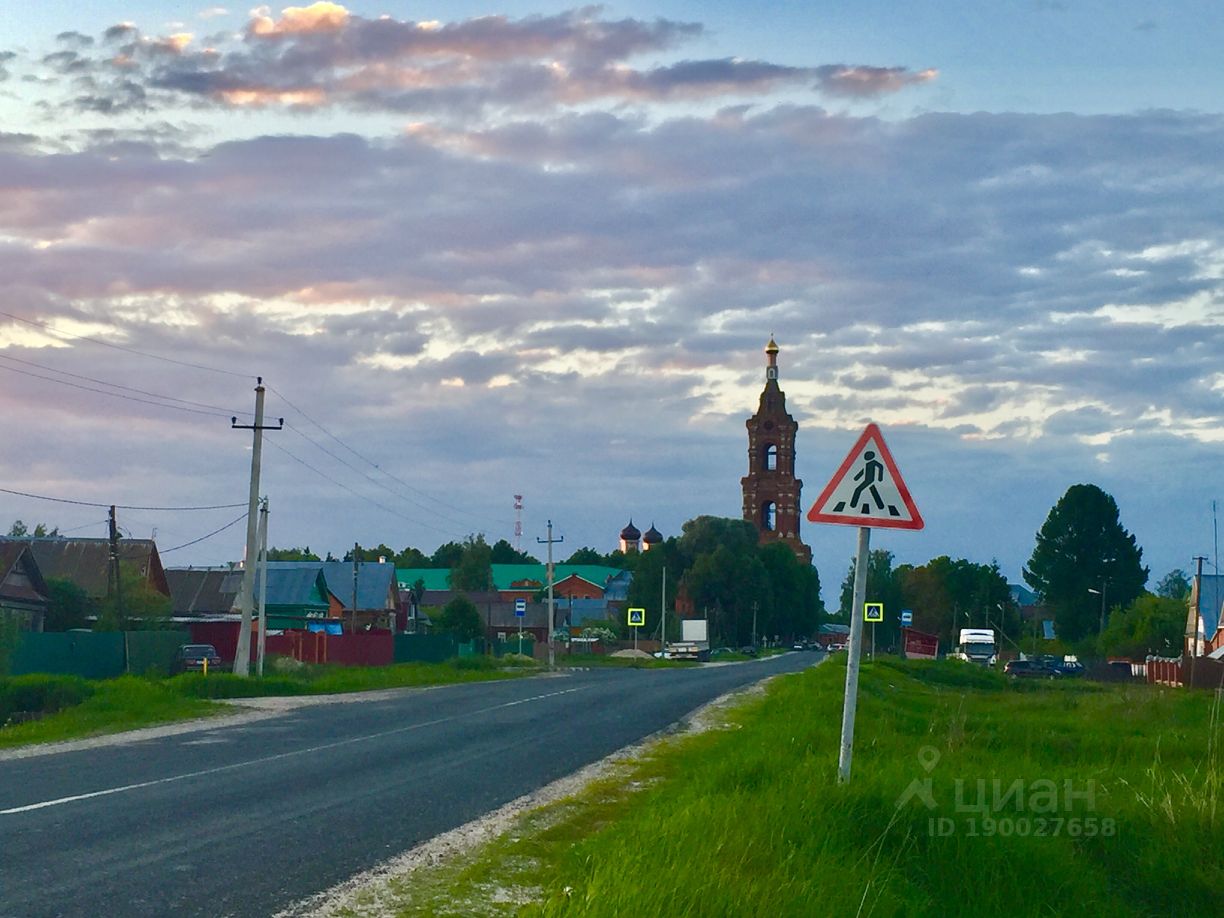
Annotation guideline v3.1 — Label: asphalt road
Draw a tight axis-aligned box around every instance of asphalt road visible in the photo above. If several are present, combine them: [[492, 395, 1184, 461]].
[[0, 653, 819, 917]]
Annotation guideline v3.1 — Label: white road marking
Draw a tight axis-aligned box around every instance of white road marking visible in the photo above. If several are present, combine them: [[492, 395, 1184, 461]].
[[0, 686, 587, 816]]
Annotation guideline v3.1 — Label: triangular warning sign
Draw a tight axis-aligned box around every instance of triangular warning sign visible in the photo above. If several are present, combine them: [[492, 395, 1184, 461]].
[[807, 423, 923, 530]]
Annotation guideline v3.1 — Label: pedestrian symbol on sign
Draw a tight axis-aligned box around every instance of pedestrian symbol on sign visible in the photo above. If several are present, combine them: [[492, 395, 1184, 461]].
[[837, 450, 899, 517]]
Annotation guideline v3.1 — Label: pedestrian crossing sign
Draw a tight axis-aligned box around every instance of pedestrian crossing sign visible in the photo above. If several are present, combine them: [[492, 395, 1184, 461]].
[[807, 423, 924, 530], [627, 607, 646, 627], [864, 603, 884, 623]]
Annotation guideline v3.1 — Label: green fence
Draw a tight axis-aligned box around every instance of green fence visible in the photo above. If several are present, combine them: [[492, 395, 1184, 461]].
[[11, 630, 190, 679], [393, 634, 459, 663]]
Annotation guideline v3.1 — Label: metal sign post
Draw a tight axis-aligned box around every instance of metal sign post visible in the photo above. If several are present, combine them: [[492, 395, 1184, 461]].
[[627, 607, 646, 652], [839, 526, 870, 783]]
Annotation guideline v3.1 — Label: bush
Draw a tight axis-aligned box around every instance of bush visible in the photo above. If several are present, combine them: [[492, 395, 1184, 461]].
[[0, 674, 95, 723], [167, 672, 310, 698], [452, 655, 498, 671]]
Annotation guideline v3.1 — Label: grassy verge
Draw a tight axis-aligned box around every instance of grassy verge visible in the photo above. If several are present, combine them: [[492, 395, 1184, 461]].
[[332, 658, 1224, 917], [0, 675, 227, 749], [0, 656, 541, 749]]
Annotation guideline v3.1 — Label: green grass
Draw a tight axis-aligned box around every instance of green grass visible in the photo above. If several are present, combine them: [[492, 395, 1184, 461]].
[[337, 658, 1224, 917], [0, 656, 542, 748], [0, 676, 226, 749]]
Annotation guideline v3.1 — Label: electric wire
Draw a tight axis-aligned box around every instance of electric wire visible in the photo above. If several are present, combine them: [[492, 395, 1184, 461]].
[[0, 486, 247, 511], [0, 310, 252, 379], [0, 352, 252, 417], [264, 439, 462, 539], [0, 361, 237, 419], [160, 511, 249, 553], [269, 383, 514, 529], [2, 314, 514, 546]]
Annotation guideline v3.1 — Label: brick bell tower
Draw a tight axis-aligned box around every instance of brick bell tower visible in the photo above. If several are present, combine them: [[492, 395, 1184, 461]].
[[741, 338, 812, 564]]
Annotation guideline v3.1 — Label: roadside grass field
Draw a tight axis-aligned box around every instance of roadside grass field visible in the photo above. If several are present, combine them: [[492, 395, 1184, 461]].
[[0, 675, 227, 749], [336, 658, 1224, 918], [0, 656, 541, 749]]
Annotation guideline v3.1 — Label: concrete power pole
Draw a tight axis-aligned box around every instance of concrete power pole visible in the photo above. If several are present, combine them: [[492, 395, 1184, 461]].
[[660, 566, 667, 656], [256, 498, 269, 677], [537, 520, 563, 668], [107, 504, 124, 630], [231, 378, 282, 677]]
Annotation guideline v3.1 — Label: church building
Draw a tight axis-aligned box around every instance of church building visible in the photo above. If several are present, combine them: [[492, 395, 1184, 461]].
[[740, 338, 812, 564]]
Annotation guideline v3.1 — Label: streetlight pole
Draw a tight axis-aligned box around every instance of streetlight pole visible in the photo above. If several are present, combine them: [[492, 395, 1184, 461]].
[[1088, 581, 1108, 636]]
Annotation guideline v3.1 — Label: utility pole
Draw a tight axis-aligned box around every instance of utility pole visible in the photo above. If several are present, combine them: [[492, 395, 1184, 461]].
[[751, 600, 758, 650], [108, 505, 124, 630], [256, 498, 269, 677], [352, 541, 360, 634], [537, 520, 563, 668], [231, 378, 283, 677], [660, 566, 667, 656]]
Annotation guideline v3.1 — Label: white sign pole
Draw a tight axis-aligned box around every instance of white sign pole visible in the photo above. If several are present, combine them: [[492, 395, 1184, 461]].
[[838, 525, 871, 784]]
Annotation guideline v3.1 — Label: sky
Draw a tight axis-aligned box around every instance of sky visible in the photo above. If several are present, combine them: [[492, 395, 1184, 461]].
[[1, 1, 1222, 602]]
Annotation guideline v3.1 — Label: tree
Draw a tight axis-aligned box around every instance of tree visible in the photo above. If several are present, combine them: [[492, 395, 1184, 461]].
[[95, 562, 172, 631], [490, 539, 539, 564], [565, 546, 611, 565], [347, 543, 397, 563], [1023, 484, 1149, 642], [44, 578, 93, 632], [449, 534, 494, 592], [395, 546, 431, 568], [895, 556, 1017, 650], [838, 549, 905, 649], [1100, 594, 1185, 658], [1155, 569, 1191, 601], [7, 520, 59, 538], [434, 595, 483, 642], [267, 546, 321, 561], [431, 541, 466, 569]]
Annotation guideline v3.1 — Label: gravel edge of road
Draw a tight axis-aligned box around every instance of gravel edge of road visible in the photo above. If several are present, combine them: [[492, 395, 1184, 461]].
[[273, 667, 801, 918]]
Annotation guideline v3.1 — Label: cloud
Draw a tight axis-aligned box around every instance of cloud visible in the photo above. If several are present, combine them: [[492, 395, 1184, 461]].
[[0, 12, 1218, 583], [24, 7, 933, 117], [249, 2, 350, 36], [814, 65, 938, 97]]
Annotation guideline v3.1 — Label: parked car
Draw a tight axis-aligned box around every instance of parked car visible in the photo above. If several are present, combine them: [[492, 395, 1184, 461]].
[[172, 644, 223, 674], [827, 642, 847, 652], [738, 645, 759, 657], [1004, 658, 1062, 679]]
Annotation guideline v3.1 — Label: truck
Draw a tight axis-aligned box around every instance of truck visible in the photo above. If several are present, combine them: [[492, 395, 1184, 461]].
[[950, 628, 997, 666], [665, 619, 710, 661]]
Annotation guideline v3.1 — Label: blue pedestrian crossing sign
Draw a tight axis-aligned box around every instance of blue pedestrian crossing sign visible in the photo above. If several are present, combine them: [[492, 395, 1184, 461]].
[[514, 598, 526, 617], [864, 603, 884, 623], [627, 607, 646, 627]]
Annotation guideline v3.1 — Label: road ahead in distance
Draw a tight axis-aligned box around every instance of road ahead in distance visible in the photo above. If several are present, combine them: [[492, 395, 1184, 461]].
[[0, 653, 819, 917]]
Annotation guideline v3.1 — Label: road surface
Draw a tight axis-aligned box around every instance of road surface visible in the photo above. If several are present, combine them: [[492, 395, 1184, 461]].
[[0, 653, 819, 917]]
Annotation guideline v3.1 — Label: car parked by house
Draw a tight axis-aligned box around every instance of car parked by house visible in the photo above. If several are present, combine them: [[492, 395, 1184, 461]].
[[172, 644, 223, 674]]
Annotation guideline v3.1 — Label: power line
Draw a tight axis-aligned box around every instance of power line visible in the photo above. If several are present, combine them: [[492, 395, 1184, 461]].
[[264, 439, 463, 539], [0, 486, 247, 511], [160, 511, 249, 553], [269, 383, 514, 529], [0, 310, 252, 379], [0, 360, 238, 419], [0, 352, 252, 417]]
